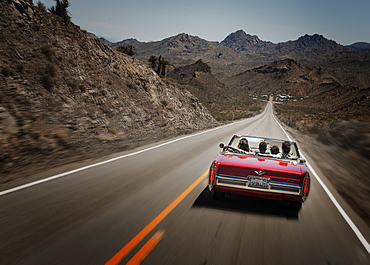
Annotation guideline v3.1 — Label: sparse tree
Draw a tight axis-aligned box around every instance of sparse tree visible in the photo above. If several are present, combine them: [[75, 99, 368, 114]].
[[116, 46, 126, 53], [127, 45, 135, 56], [160, 58, 169, 77], [156, 55, 162, 74], [148, 55, 157, 70], [116, 45, 135, 56], [148, 55, 169, 77], [37, 1, 46, 11], [48, 0, 71, 23]]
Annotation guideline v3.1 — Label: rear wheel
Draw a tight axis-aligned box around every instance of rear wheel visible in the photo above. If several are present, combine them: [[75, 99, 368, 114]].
[[213, 191, 225, 201]]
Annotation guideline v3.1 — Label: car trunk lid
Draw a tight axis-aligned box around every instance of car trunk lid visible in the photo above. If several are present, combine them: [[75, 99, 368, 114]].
[[217, 154, 303, 182]]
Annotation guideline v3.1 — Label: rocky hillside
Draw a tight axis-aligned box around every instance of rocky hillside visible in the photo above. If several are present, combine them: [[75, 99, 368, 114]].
[[167, 60, 228, 102], [223, 59, 342, 96], [167, 60, 265, 121], [0, 0, 217, 182]]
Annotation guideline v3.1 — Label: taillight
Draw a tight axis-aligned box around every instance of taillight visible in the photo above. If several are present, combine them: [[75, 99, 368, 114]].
[[302, 173, 310, 200], [209, 161, 217, 182]]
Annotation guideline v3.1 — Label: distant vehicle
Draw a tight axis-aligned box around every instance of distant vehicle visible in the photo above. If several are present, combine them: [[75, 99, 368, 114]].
[[208, 135, 310, 209]]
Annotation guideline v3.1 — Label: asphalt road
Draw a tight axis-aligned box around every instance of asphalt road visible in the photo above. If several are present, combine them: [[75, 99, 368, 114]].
[[0, 102, 369, 265]]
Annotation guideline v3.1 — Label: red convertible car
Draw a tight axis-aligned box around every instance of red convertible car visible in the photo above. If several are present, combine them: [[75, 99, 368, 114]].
[[208, 135, 310, 209]]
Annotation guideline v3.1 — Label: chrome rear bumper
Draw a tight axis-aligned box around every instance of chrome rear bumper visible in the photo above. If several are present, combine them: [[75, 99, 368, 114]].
[[214, 175, 301, 195]]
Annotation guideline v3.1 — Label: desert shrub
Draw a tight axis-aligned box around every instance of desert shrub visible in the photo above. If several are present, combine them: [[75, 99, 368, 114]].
[[52, 127, 70, 147], [67, 79, 79, 92], [1, 66, 16, 76], [45, 63, 56, 77], [126, 81, 138, 91], [69, 59, 78, 67], [249, 106, 262, 112], [67, 79, 86, 93], [108, 128, 119, 135], [79, 84, 86, 93], [16, 64, 24, 73], [41, 46, 55, 60], [307, 125, 320, 135], [0, 91, 5, 103], [41, 74, 55, 91]]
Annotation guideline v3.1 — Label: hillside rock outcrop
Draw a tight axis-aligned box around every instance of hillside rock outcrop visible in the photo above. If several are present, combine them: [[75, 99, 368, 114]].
[[0, 0, 217, 182]]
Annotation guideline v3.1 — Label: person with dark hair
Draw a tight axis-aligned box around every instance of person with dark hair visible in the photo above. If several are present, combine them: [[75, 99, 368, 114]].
[[258, 141, 267, 154], [270, 145, 279, 155], [282, 141, 291, 159], [238, 138, 250, 152]]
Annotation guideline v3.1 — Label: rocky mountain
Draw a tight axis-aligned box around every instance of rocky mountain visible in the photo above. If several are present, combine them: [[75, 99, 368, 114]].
[[277, 34, 344, 53], [0, 0, 217, 181], [221, 30, 345, 55], [220, 30, 277, 55]]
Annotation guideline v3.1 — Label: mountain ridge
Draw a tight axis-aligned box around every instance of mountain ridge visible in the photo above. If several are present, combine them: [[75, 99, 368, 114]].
[[102, 29, 369, 48], [104, 30, 370, 79]]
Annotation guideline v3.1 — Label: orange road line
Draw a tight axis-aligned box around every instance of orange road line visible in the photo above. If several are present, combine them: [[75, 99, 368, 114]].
[[126, 229, 165, 265], [105, 170, 209, 265]]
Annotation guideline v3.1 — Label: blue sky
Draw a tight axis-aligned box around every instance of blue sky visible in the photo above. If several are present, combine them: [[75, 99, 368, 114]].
[[38, 0, 370, 45]]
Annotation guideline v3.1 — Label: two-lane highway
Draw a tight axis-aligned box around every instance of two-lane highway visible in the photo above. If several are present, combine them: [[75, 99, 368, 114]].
[[0, 101, 369, 264]]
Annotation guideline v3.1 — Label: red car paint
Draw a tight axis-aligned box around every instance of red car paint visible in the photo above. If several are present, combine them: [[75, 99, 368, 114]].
[[208, 135, 310, 206]]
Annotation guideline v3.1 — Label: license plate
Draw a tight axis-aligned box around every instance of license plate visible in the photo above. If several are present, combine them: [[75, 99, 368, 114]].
[[249, 176, 269, 189]]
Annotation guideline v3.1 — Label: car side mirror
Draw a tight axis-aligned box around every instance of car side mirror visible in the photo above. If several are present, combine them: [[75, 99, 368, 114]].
[[219, 143, 225, 149], [298, 158, 306, 163]]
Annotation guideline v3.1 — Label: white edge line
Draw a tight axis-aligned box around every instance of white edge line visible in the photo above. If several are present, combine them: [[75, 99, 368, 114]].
[[0, 119, 245, 197], [273, 114, 370, 254]]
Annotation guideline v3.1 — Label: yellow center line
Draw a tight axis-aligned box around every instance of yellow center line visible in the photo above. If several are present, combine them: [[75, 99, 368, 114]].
[[105, 170, 209, 265], [126, 229, 165, 265]]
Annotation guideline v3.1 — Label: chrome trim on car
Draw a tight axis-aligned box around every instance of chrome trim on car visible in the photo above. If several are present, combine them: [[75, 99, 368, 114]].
[[254, 170, 265, 176], [215, 175, 301, 195]]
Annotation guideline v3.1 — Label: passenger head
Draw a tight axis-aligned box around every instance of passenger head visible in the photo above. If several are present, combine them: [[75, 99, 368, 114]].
[[282, 141, 291, 154], [270, 145, 279, 154], [238, 138, 249, 151], [259, 141, 267, 154]]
